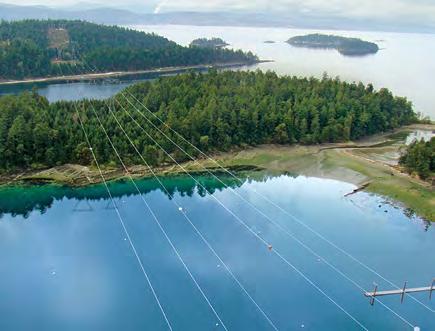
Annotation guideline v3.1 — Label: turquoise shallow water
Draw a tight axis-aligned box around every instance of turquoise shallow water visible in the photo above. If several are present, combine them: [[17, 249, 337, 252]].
[[0, 174, 434, 330]]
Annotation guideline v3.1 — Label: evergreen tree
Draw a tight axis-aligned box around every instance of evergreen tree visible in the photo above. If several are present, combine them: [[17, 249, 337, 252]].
[[0, 70, 417, 171]]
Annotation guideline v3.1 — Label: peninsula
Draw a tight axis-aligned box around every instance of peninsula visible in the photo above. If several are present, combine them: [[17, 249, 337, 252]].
[[2, 70, 433, 221], [0, 20, 257, 80]]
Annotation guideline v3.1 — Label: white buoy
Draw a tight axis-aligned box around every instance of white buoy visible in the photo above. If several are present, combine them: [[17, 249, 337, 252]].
[[217, 264, 221, 268], [178, 207, 183, 211], [301, 324, 305, 328], [414, 327, 420, 331], [51, 270, 56, 276]]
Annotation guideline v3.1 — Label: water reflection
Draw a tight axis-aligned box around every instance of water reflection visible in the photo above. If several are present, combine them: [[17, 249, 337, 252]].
[[0, 172, 278, 218], [1, 171, 431, 232], [1, 173, 434, 330]]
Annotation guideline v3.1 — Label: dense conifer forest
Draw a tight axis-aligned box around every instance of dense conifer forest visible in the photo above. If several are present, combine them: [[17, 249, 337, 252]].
[[190, 38, 229, 49], [0, 70, 417, 171], [0, 20, 257, 79], [399, 137, 434, 179]]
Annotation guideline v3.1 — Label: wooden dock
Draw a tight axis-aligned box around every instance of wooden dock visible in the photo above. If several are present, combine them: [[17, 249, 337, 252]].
[[365, 286, 434, 298], [364, 279, 434, 306]]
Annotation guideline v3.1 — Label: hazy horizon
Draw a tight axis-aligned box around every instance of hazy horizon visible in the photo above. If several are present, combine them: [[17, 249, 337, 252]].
[[2, 0, 435, 31]]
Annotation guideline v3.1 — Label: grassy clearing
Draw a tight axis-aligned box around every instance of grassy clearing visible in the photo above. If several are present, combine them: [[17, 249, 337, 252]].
[[205, 140, 434, 221], [48, 28, 70, 49], [322, 150, 434, 221]]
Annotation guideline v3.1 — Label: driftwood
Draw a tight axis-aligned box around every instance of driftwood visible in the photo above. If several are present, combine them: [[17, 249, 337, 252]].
[[344, 182, 370, 197]]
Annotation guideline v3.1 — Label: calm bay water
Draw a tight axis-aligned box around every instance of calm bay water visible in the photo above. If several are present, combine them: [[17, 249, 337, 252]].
[[0, 80, 134, 102], [0, 174, 434, 330], [1, 25, 434, 119], [0, 71, 172, 102]]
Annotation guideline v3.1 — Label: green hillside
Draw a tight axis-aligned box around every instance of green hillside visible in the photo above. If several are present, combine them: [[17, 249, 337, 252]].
[[0, 70, 416, 171], [0, 20, 258, 79]]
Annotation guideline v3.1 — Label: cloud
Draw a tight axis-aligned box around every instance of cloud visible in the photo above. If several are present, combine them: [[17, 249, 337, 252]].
[[153, 0, 170, 14]]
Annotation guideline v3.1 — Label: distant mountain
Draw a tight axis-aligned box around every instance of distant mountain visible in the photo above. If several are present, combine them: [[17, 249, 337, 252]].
[[0, 4, 278, 26], [0, 3, 145, 24], [0, 3, 434, 34]]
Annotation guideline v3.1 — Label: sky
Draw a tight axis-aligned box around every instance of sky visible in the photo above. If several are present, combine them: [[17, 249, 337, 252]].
[[3, 0, 435, 26]]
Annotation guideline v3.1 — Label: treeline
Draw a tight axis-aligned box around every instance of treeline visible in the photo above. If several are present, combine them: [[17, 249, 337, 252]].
[[0, 70, 417, 171], [0, 173, 260, 218], [190, 38, 229, 49], [84, 46, 254, 72], [399, 137, 434, 180], [0, 20, 257, 79]]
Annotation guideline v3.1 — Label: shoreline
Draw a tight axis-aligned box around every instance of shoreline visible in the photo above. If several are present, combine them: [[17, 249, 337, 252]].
[[1, 124, 433, 221], [0, 61, 271, 86]]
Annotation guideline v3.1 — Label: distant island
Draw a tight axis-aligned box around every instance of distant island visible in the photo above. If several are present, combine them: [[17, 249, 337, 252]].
[[0, 20, 257, 80], [190, 38, 229, 49], [264, 40, 276, 44], [287, 34, 379, 56]]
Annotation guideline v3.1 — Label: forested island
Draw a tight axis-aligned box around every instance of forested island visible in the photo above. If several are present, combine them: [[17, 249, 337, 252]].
[[190, 38, 229, 49], [287, 34, 379, 56], [0, 70, 416, 171], [0, 20, 257, 80]]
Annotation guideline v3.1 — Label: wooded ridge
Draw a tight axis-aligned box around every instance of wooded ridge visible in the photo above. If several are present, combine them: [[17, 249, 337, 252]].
[[0, 20, 257, 80], [0, 70, 416, 172]]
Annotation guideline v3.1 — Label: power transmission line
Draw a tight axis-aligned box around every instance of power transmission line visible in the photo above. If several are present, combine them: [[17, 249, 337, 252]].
[[73, 102, 174, 330], [78, 61, 425, 328], [116, 89, 421, 329], [113, 97, 369, 330], [119, 86, 435, 315], [65, 62, 278, 330], [105, 98, 279, 330], [85, 99, 229, 331]]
